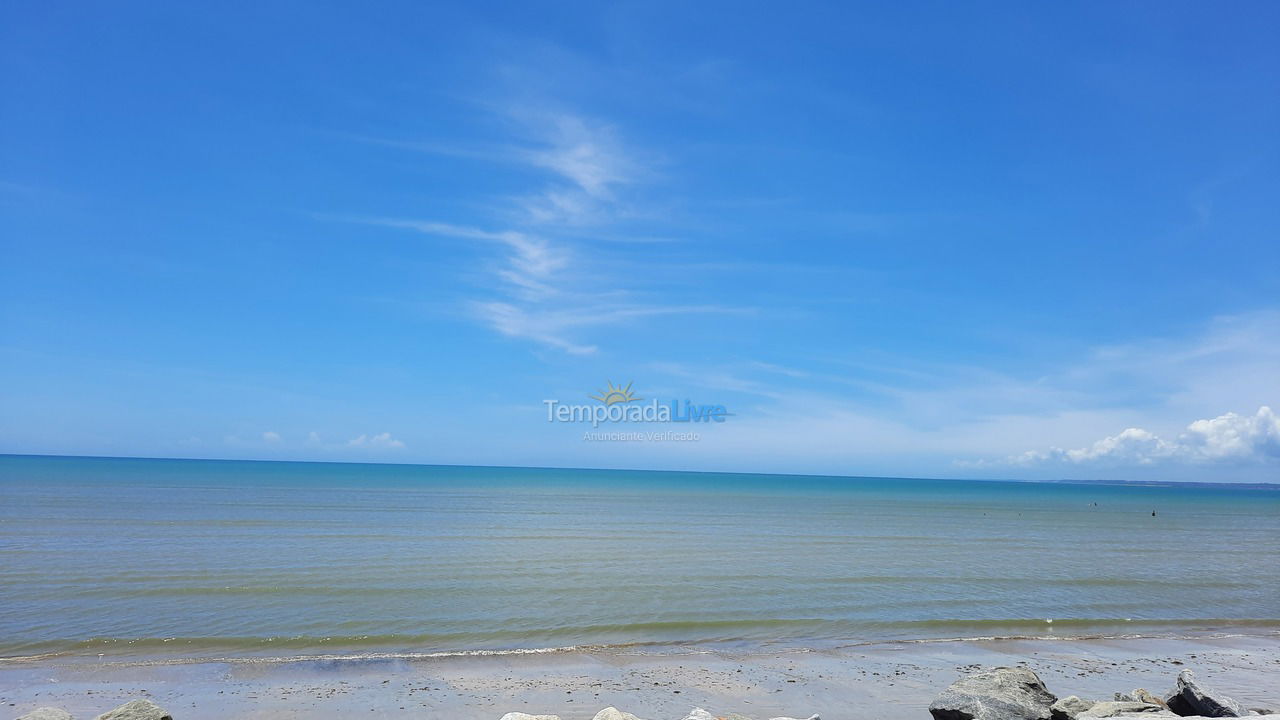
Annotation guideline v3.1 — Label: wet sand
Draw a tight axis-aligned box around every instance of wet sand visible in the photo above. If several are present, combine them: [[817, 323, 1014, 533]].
[[3, 634, 1278, 720]]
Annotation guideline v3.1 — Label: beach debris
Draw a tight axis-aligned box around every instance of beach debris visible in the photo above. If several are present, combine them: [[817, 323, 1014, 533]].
[[1164, 670, 1246, 717], [93, 700, 172, 720], [1052, 696, 1098, 720], [498, 715, 561, 720], [929, 666, 1058, 720], [16, 709, 74, 720], [593, 709, 646, 720], [1078, 701, 1171, 718]]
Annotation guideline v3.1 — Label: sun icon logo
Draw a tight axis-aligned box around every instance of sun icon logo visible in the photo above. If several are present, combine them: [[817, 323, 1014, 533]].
[[591, 381, 641, 406]]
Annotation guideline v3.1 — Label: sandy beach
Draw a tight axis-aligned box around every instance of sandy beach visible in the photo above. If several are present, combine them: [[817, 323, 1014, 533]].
[[4, 633, 1278, 720]]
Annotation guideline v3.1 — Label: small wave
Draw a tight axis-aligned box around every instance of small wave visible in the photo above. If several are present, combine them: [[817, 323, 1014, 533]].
[[0, 643, 603, 667], [4, 620, 1279, 669]]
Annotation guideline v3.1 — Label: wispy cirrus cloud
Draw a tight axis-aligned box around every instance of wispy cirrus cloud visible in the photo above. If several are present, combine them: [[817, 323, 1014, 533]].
[[354, 106, 740, 355], [365, 219, 568, 301], [513, 112, 639, 225], [478, 301, 743, 356], [355, 111, 638, 227]]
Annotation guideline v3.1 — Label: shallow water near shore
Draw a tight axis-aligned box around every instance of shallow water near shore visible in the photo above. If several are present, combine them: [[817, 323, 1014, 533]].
[[2, 455, 1278, 663]]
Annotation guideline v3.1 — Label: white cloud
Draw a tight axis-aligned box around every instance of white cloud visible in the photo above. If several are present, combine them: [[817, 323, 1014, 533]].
[[1178, 406, 1280, 460], [255, 430, 407, 453], [366, 219, 567, 301], [476, 301, 745, 356], [606, 311, 1280, 480], [347, 432, 406, 450], [984, 406, 1280, 468], [223, 432, 284, 449], [514, 113, 638, 226], [357, 107, 742, 355], [474, 301, 597, 355], [523, 113, 633, 199]]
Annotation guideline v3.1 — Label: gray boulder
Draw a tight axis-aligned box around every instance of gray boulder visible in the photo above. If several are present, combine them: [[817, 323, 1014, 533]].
[[17, 709, 74, 720], [1164, 671, 1245, 717], [682, 711, 717, 720], [1053, 696, 1098, 720], [94, 701, 171, 720], [929, 666, 1058, 720], [593, 710, 644, 720], [1078, 702, 1170, 718]]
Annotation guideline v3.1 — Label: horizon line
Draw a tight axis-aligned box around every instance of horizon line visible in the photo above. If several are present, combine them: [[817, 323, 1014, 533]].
[[2, 452, 1276, 490]]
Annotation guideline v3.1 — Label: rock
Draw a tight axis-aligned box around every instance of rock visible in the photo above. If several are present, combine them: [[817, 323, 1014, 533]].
[[682, 711, 717, 720], [1053, 696, 1098, 720], [17, 709, 74, 720], [1164, 671, 1246, 718], [593, 710, 644, 720], [1133, 691, 1167, 708], [1078, 702, 1170, 718], [929, 666, 1058, 720], [1112, 691, 1164, 706], [499, 715, 560, 720], [94, 700, 172, 720], [769, 716, 820, 720]]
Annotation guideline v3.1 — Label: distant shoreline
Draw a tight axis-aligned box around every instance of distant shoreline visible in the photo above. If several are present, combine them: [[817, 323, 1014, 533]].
[[3, 453, 1277, 489]]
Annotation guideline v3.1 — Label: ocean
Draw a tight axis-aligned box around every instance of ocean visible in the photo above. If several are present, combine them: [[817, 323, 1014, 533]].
[[1, 455, 1277, 663]]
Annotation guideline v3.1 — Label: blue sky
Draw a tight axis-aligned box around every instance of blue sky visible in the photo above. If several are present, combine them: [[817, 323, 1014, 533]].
[[2, 2, 1279, 481]]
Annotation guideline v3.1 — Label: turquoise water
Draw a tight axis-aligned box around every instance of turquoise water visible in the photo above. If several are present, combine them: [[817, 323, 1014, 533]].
[[1, 455, 1278, 662]]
